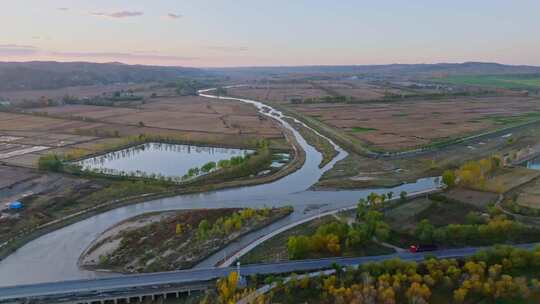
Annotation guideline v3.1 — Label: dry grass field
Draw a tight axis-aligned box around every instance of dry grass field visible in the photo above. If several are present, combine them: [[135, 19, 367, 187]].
[[290, 96, 540, 151], [482, 167, 540, 193], [442, 188, 499, 209], [0, 96, 285, 168], [0, 130, 97, 167], [0, 165, 39, 190], [26, 96, 282, 137], [0, 83, 157, 103], [385, 197, 433, 231], [228, 81, 417, 104], [228, 84, 329, 104], [513, 177, 540, 209], [317, 116, 540, 190], [314, 80, 415, 100]]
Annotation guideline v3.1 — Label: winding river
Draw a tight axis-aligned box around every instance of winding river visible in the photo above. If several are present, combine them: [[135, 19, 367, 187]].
[[0, 89, 438, 287]]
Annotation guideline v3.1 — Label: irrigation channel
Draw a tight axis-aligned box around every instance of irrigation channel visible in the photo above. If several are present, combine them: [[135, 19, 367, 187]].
[[0, 88, 439, 287]]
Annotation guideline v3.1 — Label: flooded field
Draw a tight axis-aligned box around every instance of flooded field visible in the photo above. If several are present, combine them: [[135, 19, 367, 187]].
[[77, 142, 253, 179]]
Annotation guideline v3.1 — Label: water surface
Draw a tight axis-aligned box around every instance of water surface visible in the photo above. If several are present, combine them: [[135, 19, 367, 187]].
[[77, 142, 252, 178], [527, 156, 540, 170]]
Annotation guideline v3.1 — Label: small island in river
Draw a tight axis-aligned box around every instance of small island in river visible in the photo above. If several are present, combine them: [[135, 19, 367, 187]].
[[79, 207, 293, 273]]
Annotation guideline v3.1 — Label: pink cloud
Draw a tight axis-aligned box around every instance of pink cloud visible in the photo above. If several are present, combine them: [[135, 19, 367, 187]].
[[165, 13, 182, 20], [206, 46, 249, 52], [0, 45, 198, 64], [90, 11, 143, 19], [0, 44, 39, 56]]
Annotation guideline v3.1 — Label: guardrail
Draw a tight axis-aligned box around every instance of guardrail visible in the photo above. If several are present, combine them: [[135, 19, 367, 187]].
[[2, 243, 538, 303]]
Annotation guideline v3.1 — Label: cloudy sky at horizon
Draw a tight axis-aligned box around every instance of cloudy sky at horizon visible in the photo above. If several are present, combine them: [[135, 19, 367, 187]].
[[1, 0, 539, 67]]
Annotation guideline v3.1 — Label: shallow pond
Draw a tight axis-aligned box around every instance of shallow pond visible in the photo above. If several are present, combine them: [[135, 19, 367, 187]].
[[77, 142, 253, 179], [270, 153, 291, 168]]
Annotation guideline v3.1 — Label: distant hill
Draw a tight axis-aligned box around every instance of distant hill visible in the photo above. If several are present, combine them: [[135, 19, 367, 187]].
[[0, 61, 206, 91], [208, 62, 540, 78], [2, 61, 539, 91]]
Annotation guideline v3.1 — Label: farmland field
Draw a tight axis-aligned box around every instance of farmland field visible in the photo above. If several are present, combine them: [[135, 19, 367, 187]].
[[288, 96, 540, 151], [505, 177, 540, 210], [227, 81, 415, 104], [434, 74, 540, 90], [26, 96, 282, 137], [228, 83, 329, 104], [0, 83, 157, 103], [482, 167, 540, 193], [0, 95, 286, 168]]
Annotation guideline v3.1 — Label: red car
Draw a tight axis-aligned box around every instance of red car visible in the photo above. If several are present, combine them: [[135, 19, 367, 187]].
[[409, 244, 438, 253]]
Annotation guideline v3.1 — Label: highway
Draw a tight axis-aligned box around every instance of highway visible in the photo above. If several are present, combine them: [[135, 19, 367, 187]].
[[1, 243, 537, 302]]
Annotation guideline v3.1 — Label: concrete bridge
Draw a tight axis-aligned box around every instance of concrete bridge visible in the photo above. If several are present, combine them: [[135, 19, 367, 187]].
[[1, 243, 537, 304]]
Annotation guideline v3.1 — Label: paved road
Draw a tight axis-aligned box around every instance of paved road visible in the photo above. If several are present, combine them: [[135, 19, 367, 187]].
[[1, 243, 537, 301], [218, 187, 439, 267]]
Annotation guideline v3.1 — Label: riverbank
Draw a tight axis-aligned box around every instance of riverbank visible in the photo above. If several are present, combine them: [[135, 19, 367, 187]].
[[315, 119, 540, 191], [0, 136, 304, 261], [283, 117, 337, 168], [236, 94, 540, 193], [79, 207, 293, 273], [0, 97, 306, 262]]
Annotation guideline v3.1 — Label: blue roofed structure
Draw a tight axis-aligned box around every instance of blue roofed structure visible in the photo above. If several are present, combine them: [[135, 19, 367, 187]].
[[8, 201, 23, 210]]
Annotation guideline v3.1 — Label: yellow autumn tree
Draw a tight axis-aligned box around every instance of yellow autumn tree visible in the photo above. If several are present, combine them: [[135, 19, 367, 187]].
[[175, 223, 182, 235], [453, 287, 468, 303], [377, 286, 396, 304], [326, 234, 341, 255], [405, 282, 431, 303], [217, 271, 239, 304]]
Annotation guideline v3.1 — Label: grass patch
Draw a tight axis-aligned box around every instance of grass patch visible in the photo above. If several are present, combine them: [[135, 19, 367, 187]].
[[482, 167, 540, 193], [240, 216, 335, 264], [442, 188, 499, 210], [383, 194, 481, 248], [350, 126, 377, 133], [240, 215, 394, 265], [501, 176, 540, 217], [392, 112, 408, 117], [483, 112, 540, 126], [385, 197, 433, 231], [434, 74, 540, 90], [414, 198, 479, 227]]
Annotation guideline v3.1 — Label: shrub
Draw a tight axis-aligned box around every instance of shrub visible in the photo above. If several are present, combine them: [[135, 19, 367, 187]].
[[37, 154, 64, 172]]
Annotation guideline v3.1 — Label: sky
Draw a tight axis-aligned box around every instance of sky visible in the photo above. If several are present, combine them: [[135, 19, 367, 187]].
[[1, 0, 539, 67]]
